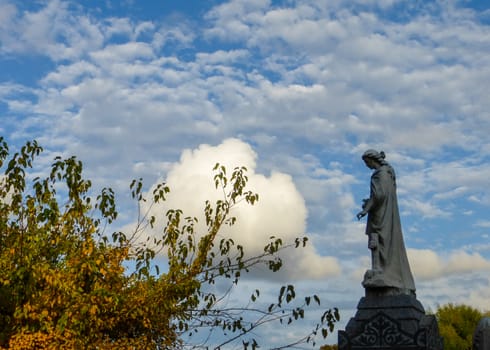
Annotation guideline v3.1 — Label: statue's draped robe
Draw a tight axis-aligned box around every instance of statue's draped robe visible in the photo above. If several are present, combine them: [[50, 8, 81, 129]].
[[366, 164, 415, 292]]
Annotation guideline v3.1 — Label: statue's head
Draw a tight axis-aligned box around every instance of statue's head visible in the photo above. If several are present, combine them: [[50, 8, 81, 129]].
[[362, 149, 387, 168]]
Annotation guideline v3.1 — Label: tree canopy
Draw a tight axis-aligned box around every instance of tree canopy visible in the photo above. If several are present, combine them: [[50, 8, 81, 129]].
[[436, 303, 489, 350], [0, 138, 338, 349]]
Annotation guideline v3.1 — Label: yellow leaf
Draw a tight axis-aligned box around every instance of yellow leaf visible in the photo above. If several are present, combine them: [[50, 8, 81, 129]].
[[90, 305, 98, 315]]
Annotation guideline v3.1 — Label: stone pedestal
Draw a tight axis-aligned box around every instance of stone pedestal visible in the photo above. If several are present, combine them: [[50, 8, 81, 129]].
[[473, 317, 490, 350], [338, 289, 443, 350]]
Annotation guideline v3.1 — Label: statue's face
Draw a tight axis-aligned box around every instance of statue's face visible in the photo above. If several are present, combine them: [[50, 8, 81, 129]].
[[364, 158, 377, 169]]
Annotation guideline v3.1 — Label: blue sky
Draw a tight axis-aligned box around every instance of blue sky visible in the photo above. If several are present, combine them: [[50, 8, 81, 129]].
[[1, 0, 490, 347]]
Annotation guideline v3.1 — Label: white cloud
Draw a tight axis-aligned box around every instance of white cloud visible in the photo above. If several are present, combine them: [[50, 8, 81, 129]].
[[41, 61, 99, 86], [0, 1, 17, 33], [4, 1, 489, 209], [204, 0, 271, 42], [103, 17, 134, 39], [445, 251, 490, 274], [196, 49, 249, 65], [346, 248, 490, 310], [400, 198, 448, 219], [201, 0, 490, 155], [102, 18, 153, 42], [0, 0, 104, 59], [152, 25, 195, 49], [89, 42, 155, 63], [407, 249, 444, 280], [408, 249, 490, 281], [468, 284, 490, 311], [433, 186, 469, 200], [475, 220, 490, 228], [139, 138, 340, 281]]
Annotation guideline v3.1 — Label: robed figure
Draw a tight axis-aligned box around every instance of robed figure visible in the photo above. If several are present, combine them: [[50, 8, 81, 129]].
[[357, 150, 415, 295], [338, 151, 443, 350]]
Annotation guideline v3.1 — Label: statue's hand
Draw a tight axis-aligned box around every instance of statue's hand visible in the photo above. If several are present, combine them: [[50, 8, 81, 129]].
[[368, 233, 378, 249], [356, 211, 366, 220], [361, 198, 369, 209], [368, 238, 377, 249]]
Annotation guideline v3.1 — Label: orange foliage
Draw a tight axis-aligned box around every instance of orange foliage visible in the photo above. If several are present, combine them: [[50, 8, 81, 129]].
[[0, 141, 183, 348]]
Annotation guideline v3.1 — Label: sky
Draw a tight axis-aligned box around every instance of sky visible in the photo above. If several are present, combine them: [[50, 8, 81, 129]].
[[1, 0, 490, 347]]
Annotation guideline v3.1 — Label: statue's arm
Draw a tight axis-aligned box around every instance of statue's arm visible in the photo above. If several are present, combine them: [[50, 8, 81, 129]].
[[357, 171, 385, 220], [357, 198, 373, 220]]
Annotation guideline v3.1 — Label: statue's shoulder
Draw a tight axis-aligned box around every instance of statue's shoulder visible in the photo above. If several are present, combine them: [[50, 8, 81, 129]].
[[373, 165, 390, 174], [374, 165, 395, 181], [380, 164, 394, 173]]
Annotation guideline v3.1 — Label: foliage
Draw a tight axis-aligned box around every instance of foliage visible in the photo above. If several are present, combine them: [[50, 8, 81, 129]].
[[435, 303, 487, 350], [0, 138, 339, 349]]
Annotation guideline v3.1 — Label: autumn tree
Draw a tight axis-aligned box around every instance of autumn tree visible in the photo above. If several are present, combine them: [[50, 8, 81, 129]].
[[436, 303, 488, 350], [0, 138, 338, 349]]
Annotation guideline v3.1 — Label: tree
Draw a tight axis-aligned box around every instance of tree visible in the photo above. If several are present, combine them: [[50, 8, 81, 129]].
[[0, 138, 338, 349], [435, 303, 487, 350]]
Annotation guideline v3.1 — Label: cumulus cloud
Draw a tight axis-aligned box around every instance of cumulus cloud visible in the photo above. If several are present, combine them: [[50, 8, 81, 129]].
[[407, 249, 444, 280], [468, 284, 490, 310], [139, 138, 340, 281], [408, 249, 490, 281], [345, 248, 490, 311]]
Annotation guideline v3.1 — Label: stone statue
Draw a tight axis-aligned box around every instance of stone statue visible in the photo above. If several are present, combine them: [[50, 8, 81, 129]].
[[339, 150, 442, 349], [356, 150, 415, 295]]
